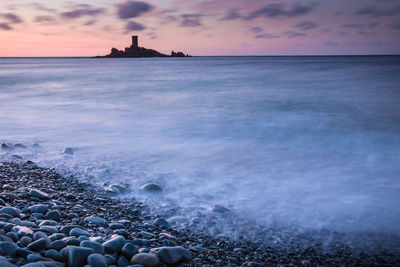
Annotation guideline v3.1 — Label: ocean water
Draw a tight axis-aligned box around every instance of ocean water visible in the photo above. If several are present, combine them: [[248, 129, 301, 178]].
[[1, 56, 400, 248]]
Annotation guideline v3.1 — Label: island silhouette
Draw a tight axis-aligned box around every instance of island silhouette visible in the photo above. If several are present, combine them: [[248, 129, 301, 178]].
[[95, 35, 191, 58]]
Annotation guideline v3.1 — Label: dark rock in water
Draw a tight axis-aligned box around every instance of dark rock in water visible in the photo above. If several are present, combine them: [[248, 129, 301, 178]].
[[157, 246, 192, 264], [68, 246, 94, 267], [154, 218, 169, 228], [63, 148, 74, 155], [0, 207, 20, 218], [212, 204, 230, 213], [103, 235, 126, 254], [11, 155, 23, 160], [32, 143, 41, 149], [80, 240, 104, 255], [121, 242, 138, 258], [87, 253, 107, 267], [131, 253, 160, 267], [104, 184, 127, 194], [29, 189, 50, 200], [0, 241, 17, 257], [25, 161, 36, 167], [14, 143, 27, 149], [140, 183, 162, 193], [95, 35, 191, 58], [1, 143, 14, 151]]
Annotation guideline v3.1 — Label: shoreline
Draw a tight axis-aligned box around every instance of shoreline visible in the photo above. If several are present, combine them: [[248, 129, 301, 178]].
[[1, 161, 400, 266]]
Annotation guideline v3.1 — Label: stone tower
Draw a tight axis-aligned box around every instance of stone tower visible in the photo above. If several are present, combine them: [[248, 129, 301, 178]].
[[131, 35, 138, 48]]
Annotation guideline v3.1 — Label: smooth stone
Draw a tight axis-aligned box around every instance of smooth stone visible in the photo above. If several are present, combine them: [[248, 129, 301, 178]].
[[0, 213, 13, 220], [104, 184, 126, 194], [45, 249, 65, 262], [1, 143, 14, 151], [11, 155, 23, 160], [0, 199, 6, 206], [20, 236, 33, 246], [49, 233, 66, 242], [28, 238, 48, 251], [0, 235, 14, 243], [40, 226, 58, 234], [29, 204, 49, 214], [140, 183, 162, 193], [121, 242, 138, 258], [157, 246, 192, 264], [159, 233, 178, 242], [78, 236, 89, 242], [14, 143, 27, 149], [84, 216, 106, 226], [68, 246, 94, 267], [33, 231, 48, 241], [69, 228, 90, 237], [6, 232, 18, 242], [65, 238, 80, 246], [39, 220, 58, 227], [117, 256, 129, 267], [63, 148, 74, 155], [46, 211, 61, 222], [29, 190, 50, 200], [87, 253, 107, 267], [133, 238, 150, 246], [103, 235, 126, 254], [37, 261, 65, 267], [60, 225, 83, 235], [21, 263, 46, 267], [166, 216, 188, 225], [130, 253, 159, 267], [26, 254, 51, 262], [153, 218, 169, 228], [0, 207, 20, 218], [50, 240, 67, 251], [113, 229, 130, 238], [0, 260, 17, 267], [68, 213, 78, 219], [16, 247, 32, 257], [0, 241, 17, 257], [104, 254, 116, 265], [109, 223, 124, 230], [81, 241, 104, 255]]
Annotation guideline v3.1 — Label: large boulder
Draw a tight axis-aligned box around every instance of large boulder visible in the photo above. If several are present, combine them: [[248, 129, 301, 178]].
[[67, 246, 94, 267], [131, 253, 160, 267], [157, 246, 192, 264], [103, 235, 126, 254]]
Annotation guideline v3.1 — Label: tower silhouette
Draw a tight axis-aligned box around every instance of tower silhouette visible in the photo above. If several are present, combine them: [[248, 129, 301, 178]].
[[131, 35, 138, 48]]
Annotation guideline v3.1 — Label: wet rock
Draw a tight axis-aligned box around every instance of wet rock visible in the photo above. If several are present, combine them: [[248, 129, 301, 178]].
[[20, 236, 33, 246], [1, 143, 14, 151], [45, 249, 65, 262], [63, 148, 74, 155], [29, 189, 50, 200], [154, 218, 169, 228], [140, 183, 162, 193], [212, 204, 230, 213], [69, 228, 90, 237], [0, 199, 5, 206], [87, 253, 107, 267], [84, 216, 106, 226], [46, 211, 61, 221], [68, 246, 94, 267], [121, 242, 138, 258], [14, 226, 34, 237], [50, 240, 67, 251], [104, 184, 127, 194], [0, 241, 17, 257], [81, 240, 104, 255], [130, 253, 160, 267], [29, 205, 49, 214], [157, 246, 192, 264], [0, 207, 20, 218], [11, 155, 23, 160], [117, 255, 130, 266], [103, 235, 126, 254], [109, 223, 124, 230], [28, 238, 48, 251]]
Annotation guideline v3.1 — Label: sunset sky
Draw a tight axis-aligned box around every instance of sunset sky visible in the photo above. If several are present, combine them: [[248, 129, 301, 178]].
[[0, 0, 400, 56]]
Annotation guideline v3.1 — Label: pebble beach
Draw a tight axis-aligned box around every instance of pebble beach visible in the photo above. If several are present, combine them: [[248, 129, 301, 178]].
[[0, 159, 399, 267]]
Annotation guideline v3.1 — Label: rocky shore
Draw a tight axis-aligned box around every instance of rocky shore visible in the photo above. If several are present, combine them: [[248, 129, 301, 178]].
[[1, 161, 400, 267]]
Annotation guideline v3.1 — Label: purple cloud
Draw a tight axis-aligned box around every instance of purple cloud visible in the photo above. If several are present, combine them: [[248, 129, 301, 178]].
[[125, 21, 146, 31], [0, 23, 12, 31], [294, 21, 318, 31], [355, 5, 400, 17], [61, 4, 105, 19], [255, 33, 280, 39], [117, 1, 153, 19], [1, 13, 23, 24], [250, 27, 263, 34], [181, 14, 203, 27], [221, 9, 240, 20], [284, 31, 306, 38], [34, 16, 55, 23], [246, 3, 316, 20]]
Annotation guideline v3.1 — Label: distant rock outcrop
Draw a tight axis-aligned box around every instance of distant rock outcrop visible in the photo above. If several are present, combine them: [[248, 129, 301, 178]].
[[95, 35, 191, 58]]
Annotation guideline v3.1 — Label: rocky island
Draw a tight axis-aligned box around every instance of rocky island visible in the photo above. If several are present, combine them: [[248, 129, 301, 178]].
[[95, 36, 191, 58]]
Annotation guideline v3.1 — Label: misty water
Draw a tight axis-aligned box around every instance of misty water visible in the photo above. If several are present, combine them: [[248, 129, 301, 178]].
[[1, 56, 400, 250]]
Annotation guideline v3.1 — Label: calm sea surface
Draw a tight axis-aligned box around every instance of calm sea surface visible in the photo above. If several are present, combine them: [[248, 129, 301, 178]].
[[1, 56, 400, 246]]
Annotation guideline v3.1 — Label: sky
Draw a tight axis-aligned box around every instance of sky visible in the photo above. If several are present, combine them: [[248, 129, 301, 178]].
[[0, 0, 400, 56]]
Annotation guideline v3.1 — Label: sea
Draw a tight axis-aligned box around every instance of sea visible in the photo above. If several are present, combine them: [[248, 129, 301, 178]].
[[1, 56, 400, 250]]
